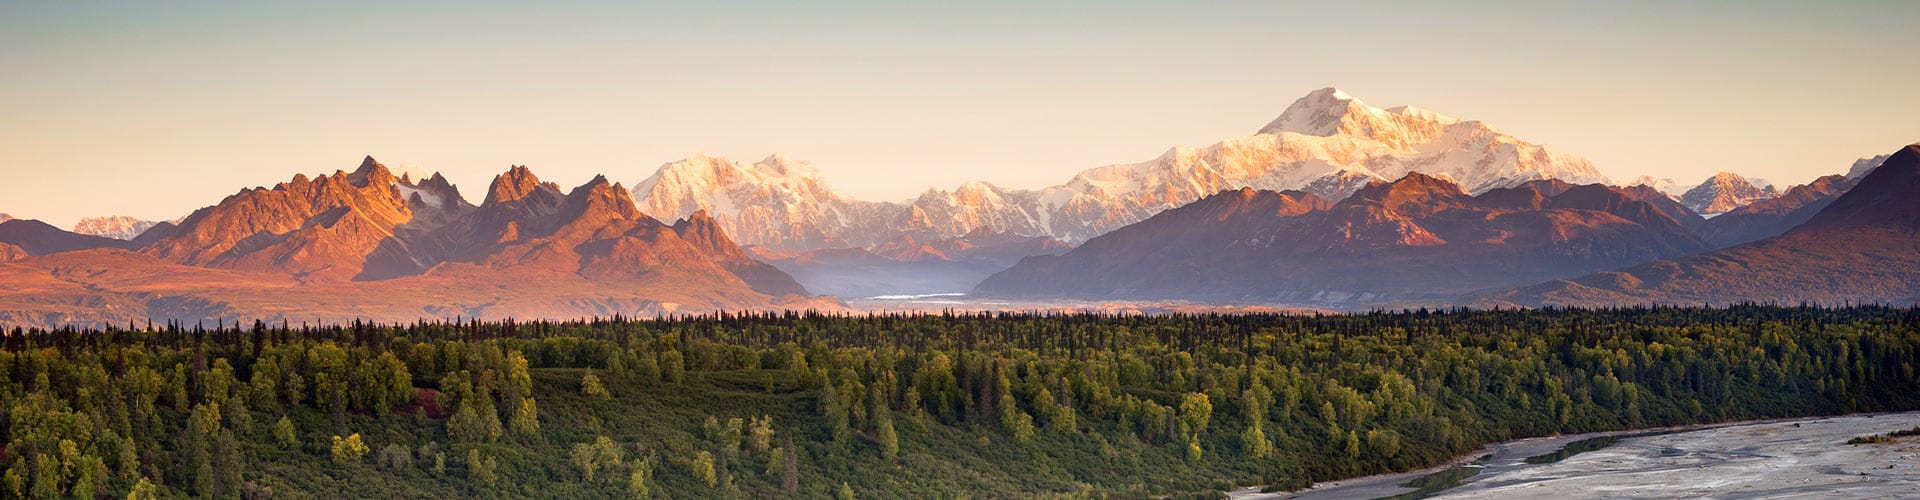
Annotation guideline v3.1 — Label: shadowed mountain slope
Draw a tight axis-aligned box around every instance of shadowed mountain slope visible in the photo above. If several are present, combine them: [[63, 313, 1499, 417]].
[[1481, 144, 1920, 307]]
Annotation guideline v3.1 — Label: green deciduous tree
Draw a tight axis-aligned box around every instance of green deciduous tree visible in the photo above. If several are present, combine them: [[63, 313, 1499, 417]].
[[467, 449, 498, 486], [1179, 392, 1212, 440], [691, 451, 717, 489], [582, 371, 610, 399], [330, 434, 368, 466], [570, 436, 623, 483], [876, 406, 899, 461], [510, 397, 540, 435], [747, 416, 774, 453], [628, 458, 653, 498], [273, 416, 298, 448]]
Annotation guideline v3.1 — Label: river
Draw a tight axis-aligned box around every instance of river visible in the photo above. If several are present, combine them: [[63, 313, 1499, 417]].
[[1229, 411, 1920, 499]]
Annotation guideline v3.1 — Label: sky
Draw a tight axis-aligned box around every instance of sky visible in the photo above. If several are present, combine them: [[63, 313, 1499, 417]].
[[1, 1, 1916, 228]]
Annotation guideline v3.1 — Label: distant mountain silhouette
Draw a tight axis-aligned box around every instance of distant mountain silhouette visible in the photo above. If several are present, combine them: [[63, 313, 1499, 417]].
[[0, 219, 132, 255]]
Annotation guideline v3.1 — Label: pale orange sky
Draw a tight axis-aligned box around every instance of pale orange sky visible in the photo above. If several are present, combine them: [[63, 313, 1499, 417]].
[[2, 1, 1917, 228]]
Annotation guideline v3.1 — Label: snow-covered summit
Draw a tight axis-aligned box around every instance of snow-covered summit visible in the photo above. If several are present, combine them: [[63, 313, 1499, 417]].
[[1629, 176, 1688, 198], [1010, 88, 1611, 241], [72, 216, 161, 240], [633, 88, 1625, 247], [1848, 153, 1892, 180], [1258, 87, 1463, 149], [1680, 172, 1780, 215], [631, 154, 899, 251]]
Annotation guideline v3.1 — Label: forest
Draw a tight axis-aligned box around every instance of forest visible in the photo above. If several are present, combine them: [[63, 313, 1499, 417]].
[[4, 305, 1920, 498]]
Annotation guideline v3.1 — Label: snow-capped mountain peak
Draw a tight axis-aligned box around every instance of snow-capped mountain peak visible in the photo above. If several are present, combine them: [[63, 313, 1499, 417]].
[[1680, 172, 1780, 215], [631, 88, 1622, 247], [72, 216, 162, 240], [1009, 88, 1611, 241], [1848, 153, 1892, 180], [1629, 176, 1687, 198], [1257, 87, 1462, 149], [754, 153, 821, 178], [631, 154, 899, 251]]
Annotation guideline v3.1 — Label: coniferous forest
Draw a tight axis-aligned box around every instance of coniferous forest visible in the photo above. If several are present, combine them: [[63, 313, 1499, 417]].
[[5, 306, 1920, 498]]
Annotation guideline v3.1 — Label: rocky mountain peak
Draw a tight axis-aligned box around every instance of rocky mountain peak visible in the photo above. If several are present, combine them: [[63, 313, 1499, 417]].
[[485, 165, 554, 206], [1680, 172, 1780, 214], [346, 155, 398, 188], [670, 210, 727, 248], [564, 174, 641, 221], [1356, 172, 1467, 201]]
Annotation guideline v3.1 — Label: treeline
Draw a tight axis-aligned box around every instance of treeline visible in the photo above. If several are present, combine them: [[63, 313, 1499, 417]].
[[3, 305, 1920, 497]]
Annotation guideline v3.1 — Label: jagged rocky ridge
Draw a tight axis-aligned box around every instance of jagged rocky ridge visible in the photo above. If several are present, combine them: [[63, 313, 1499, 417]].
[[0, 157, 834, 329]]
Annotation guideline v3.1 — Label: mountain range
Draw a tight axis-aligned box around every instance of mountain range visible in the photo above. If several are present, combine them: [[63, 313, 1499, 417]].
[[0, 157, 835, 329], [972, 175, 1706, 303], [623, 89, 1835, 297], [630, 88, 1613, 252], [1482, 144, 1920, 307], [977, 144, 1913, 306], [628, 88, 1640, 295], [0, 88, 1906, 328]]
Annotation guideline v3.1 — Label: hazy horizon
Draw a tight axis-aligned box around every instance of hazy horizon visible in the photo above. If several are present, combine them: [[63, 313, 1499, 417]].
[[3, 1, 1917, 228]]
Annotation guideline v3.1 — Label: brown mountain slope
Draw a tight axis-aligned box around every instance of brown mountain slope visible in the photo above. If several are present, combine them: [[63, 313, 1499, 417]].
[[142, 156, 415, 282], [1481, 144, 1920, 307], [974, 175, 1706, 305], [1697, 174, 1855, 248], [670, 211, 811, 297], [0, 219, 133, 255], [0, 242, 28, 262], [0, 248, 834, 330]]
